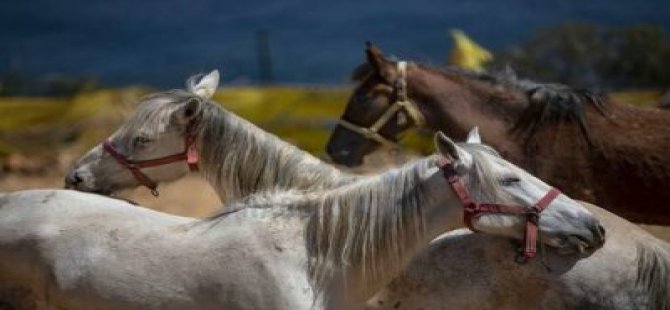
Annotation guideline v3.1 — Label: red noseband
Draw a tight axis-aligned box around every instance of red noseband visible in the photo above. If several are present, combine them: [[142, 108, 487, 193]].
[[438, 156, 561, 263], [102, 123, 199, 196]]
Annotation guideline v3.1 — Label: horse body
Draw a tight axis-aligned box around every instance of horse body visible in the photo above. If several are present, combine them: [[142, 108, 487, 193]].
[[326, 44, 670, 224], [0, 190, 312, 310], [0, 190, 664, 310], [370, 205, 670, 310], [561, 103, 670, 223]]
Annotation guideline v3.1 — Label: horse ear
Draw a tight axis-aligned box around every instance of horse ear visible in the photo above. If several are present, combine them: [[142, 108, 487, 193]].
[[466, 127, 481, 144], [435, 132, 473, 169], [365, 42, 395, 83], [186, 70, 220, 99], [173, 97, 203, 125]]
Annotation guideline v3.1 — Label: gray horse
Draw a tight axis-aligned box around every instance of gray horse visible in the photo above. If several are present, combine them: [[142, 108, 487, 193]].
[[0, 131, 604, 309]]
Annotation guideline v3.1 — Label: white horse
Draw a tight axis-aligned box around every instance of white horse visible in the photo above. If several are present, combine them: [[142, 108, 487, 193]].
[[64, 71, 666, 309], [66, 70, 356, 201], [0, 133, 603, 309]]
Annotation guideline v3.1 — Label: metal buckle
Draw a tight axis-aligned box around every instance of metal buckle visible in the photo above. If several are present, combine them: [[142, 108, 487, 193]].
[[525, 208, 540, 224], [515, 252, 530, 264]]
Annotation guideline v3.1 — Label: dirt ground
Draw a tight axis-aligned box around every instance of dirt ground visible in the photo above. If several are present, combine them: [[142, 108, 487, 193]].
[[1, 172, 669, 242]]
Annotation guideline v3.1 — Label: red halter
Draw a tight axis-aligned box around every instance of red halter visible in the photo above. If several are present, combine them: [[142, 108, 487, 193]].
[[101, 124, 199, 196], [437, 157, 561, 263]]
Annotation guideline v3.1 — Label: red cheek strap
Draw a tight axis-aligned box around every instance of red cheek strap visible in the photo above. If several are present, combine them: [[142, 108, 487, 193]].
[[101, 123, 199, 196]]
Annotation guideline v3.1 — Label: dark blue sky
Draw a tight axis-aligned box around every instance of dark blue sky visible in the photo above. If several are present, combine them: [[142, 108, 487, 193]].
[[1, 0, 668, 86]]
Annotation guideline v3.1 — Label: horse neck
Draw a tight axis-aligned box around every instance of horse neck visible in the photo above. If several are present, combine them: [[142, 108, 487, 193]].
[[308, 156, 464, 306], [198, 104, 356, 201], [408, 66, 527, 157]]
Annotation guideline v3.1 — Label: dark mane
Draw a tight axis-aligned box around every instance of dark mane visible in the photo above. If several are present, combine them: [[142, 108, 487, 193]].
[[428, 65, 609, 146], [510, 84, 608, 146]]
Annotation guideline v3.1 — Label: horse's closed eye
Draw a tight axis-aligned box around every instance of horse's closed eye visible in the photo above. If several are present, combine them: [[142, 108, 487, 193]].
[[500, 176, 520, 186], [133, 136, 153, 146], [354, 95, 371, 105]]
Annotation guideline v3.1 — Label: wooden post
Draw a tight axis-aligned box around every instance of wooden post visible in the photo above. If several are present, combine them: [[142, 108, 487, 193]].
[[256, 30, 274, 85]]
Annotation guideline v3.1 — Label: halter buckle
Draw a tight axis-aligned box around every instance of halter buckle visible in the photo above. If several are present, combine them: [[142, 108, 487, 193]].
[[526, 210, 540, 225], [337, 61, 425, 148], [515, 252, 531, 264]]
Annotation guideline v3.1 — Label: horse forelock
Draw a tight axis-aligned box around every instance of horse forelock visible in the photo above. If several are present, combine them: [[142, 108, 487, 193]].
[[122, 90, 199, 137], [636, 243, 670, 310], [459, 143, 513, 204]]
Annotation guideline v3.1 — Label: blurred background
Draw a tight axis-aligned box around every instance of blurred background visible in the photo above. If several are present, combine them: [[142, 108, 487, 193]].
[[0, 0, 668, 236]]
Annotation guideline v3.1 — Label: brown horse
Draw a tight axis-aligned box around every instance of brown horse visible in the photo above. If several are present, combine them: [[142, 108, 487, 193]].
[[327, 43, 670, 225]]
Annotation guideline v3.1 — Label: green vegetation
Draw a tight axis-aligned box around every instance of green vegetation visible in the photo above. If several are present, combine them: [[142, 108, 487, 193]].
[[0, 86, 661, 161], [492, 23, 670, 89]]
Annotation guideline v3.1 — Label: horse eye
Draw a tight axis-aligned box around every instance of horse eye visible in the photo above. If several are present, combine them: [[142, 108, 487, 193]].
[[133, 136, 153, 146], [355, 94, 371, 105], [500, 176, 520, 186]]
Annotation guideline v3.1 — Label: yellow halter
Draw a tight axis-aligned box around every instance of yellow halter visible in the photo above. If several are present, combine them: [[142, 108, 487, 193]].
[[338, 61, 425, 148]]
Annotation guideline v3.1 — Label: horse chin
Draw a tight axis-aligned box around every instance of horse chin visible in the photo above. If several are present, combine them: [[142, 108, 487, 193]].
[[67, 185, 116, 197], [545, 234, 600, 255]]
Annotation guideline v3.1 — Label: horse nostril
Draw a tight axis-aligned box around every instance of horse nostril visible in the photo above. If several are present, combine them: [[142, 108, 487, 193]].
[[65, 171, 83, 188], [573, 234, 591, 245], [596, 224, 606, 242], [585, 221, 606, 246]]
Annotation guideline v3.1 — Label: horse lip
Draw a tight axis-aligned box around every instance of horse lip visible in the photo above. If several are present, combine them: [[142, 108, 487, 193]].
[[553, 234, 603, 255]]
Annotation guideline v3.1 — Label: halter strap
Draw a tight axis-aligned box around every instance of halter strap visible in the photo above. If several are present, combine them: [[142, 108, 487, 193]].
[[338, 61, 425, 148], [102, 123, 199, 196], [437, 156, 561, 263]]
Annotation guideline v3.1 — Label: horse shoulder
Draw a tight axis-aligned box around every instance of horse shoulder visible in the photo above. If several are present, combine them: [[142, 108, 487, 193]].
[[190, 209, 313, 309]]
